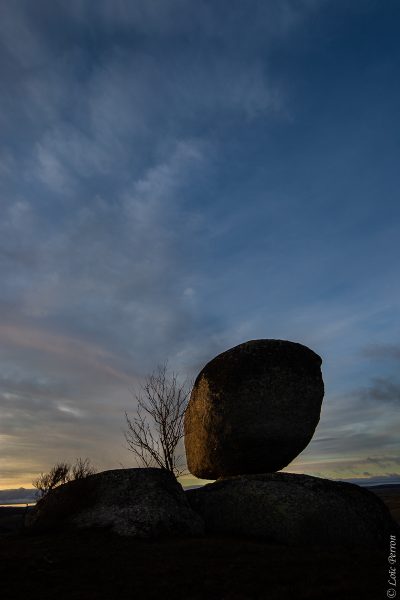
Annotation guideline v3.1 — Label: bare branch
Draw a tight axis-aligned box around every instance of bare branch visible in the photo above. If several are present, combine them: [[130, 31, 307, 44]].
[[32, 461, 71, 498], [71, 457, 96, 480], [124, 363, 191, 477], [32, 458, 97, 498]]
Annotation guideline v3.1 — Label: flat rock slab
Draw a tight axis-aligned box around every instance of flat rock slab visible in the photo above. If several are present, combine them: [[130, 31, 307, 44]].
[[27, 468, 204, 538], [185, 339, 324, 478], [186, 473, 399, 547]]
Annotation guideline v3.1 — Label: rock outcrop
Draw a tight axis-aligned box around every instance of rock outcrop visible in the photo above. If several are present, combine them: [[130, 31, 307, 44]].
[[185, 339, 324, 478], [186, 473, 398, 546], [27, 468, 204, 538]]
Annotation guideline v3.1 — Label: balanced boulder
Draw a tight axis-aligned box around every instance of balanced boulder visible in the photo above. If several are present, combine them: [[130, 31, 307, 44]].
[[186, 473, 398, 546], [27, 468, 204, 538], [184, 339, 324, 478]]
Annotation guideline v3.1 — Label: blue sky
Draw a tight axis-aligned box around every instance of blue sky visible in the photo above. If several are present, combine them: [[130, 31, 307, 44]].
[[0, 0, 399, 487]]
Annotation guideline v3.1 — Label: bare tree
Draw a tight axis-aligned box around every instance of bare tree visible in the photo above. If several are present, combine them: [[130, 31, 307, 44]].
[[33, 458, 96, 498], [124, 364, 190, 477]]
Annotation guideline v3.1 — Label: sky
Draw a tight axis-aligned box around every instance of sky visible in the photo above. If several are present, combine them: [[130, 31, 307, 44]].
[[0, 0, 399, 489]]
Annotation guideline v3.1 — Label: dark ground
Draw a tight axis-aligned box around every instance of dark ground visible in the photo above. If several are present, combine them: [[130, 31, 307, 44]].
[[0, 485, 398, 600]]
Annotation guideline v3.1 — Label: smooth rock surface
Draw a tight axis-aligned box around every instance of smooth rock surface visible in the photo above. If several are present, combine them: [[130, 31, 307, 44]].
[[186, 473, 398, 546], [184, 339, 324, 478], [27, 468, 204, 538]]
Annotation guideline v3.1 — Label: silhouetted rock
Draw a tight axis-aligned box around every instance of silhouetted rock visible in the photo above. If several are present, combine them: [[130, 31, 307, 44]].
[[185, 339, 324, 478], [186, 473, 398, 546], [27, 468, 204, 538]]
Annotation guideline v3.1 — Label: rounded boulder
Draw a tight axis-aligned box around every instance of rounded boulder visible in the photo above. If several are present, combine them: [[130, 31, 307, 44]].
[[26, 468, 204, 538], [184, 339, 324, 478], [186, 473, 398, 546]]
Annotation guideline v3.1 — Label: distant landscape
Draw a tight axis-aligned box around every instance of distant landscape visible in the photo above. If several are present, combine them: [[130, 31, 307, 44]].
[[0, 488, 37, 505]]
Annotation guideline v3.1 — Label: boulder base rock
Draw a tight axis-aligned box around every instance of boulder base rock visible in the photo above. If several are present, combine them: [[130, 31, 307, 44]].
[[27, 468, 204, 538], [184, 339, 324, 478], [186, 473, 398, 547]]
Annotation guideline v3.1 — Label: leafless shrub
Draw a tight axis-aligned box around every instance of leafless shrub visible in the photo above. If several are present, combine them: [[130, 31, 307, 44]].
[[33, 458, 96, 498], [124, 364, 190, 477], [71, 457, 96, 480], [33, 462, 71, 498]]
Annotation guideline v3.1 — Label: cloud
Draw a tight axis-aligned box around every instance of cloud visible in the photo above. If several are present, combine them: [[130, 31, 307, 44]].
[[0, 323, 135, 383], [359, 377, 400, 404], [287, 341, 400, 475], [0, 132, 217, 484], [0, 2, 47, 68], [364, 456, 400, 468], [363, 343, 400, 362], [354, 345, 400, 405], [0, 0, 288, 374], [289, 368, 400, 478], [61, 0, 322, 41], [0, 0, 398, 488]]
